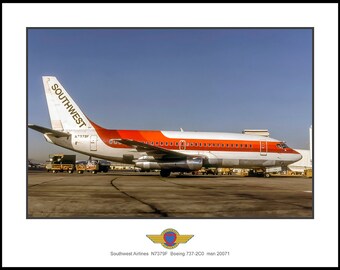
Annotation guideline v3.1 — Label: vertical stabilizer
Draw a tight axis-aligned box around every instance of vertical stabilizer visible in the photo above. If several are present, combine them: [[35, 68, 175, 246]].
[[42, 76, 92, 131]]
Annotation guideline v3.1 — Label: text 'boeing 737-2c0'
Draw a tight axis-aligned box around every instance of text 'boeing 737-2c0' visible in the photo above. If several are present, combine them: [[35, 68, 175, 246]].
[[29, 76, 302, 177]]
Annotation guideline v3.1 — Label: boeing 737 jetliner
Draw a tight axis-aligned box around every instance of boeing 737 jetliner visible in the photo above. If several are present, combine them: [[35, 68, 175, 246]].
[[29, 76, 302, 177]]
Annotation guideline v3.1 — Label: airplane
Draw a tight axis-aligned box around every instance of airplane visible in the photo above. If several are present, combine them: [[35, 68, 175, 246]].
[[29, 76, 302, 178], [27, 159, 44, 169]]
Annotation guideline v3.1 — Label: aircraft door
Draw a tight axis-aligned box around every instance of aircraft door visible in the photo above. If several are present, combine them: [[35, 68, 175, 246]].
[[260, 140, 267, 156], [179, 140, 186, 150], [90, 135, 97, 151]]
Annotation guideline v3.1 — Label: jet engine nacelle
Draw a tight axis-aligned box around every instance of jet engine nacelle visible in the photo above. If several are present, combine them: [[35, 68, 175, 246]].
[[135, 157, 203, 172]]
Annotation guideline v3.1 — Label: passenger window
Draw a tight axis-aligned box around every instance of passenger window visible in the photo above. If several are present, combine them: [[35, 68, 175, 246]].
[[217, 144, 220, 147], [222, 144, 224, 147], [160, 142, 163, 146], [156, 142, 159, 145], [190, 143, 194, 146], [165, 142, 168, 146], [199, 143, 202, 147], [236, 144, 238, 148], [176, 142, 178, 146], [170, 142, 173, 146], [151, 142, 154, 145]]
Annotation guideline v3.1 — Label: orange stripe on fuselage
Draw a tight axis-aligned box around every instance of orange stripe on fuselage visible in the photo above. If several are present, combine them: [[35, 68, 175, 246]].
[[90, 120, 298, 154]]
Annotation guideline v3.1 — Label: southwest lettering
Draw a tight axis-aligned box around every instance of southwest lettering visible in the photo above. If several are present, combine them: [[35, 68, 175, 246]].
[[68, 106, 77, 115], [62, 97, 69, 103], [49, 83, 87, 128], [58, 93, 66, 101], [64, 101, 72, 109], [55, 88, 62, 95], [73, 113, 80, 121], [76, 118, 84, 125]]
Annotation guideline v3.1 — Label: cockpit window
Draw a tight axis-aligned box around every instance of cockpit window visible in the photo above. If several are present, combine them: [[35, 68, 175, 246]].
[[277, 143, 289, 149]]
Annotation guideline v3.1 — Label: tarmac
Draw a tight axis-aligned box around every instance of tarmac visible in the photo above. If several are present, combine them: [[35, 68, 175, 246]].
[[27, 171, 313, 218]]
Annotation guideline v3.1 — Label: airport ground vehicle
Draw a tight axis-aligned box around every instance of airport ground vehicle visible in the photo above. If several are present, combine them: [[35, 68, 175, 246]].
[[304, 168, 313, 178], [75, 159, 110, 174], [46, 154, 76, 173], [29, 76, 302, 178], [200, 168, 219, 175]]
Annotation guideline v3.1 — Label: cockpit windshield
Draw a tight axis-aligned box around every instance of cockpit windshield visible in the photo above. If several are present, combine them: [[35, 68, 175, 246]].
[[276, 142, 289, 149]]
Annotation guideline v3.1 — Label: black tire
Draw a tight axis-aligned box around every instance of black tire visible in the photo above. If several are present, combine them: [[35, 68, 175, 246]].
[[160, 170, 171, 177]]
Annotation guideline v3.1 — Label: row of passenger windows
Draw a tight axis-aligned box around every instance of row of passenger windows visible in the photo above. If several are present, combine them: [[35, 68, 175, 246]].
[[142, 141, 253, 148]]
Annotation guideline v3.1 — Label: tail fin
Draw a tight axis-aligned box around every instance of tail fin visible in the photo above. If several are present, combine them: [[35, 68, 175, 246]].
[[43, 76, 92, 131]]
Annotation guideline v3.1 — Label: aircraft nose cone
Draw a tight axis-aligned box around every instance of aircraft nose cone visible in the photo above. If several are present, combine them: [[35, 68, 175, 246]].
[[294, 151, 303, 162], [297, 153, 302, 161]]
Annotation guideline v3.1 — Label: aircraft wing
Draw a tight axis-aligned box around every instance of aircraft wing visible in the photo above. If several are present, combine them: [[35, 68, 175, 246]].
[[28, 124, 70, 138], [114, 139, 193, 160]]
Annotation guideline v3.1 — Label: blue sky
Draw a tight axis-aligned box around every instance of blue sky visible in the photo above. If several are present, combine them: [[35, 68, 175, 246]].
[[28, 28, 312, 162]]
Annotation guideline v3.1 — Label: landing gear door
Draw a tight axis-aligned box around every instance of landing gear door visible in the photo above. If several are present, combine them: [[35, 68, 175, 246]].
[[90, 135, 97, 151], [260, 140, 267, 156]]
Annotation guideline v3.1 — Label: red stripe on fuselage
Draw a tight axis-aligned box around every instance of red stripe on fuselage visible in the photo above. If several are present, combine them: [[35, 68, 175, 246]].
[[89, 120, 298, 154]]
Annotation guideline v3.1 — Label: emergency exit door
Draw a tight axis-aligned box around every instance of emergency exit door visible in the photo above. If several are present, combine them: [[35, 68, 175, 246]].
[[260, 141, 267, 156], [90, 135, 97, 151]]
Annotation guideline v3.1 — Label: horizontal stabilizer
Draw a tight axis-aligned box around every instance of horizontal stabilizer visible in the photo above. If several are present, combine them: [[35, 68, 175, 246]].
[[28, 124, 70, 138]]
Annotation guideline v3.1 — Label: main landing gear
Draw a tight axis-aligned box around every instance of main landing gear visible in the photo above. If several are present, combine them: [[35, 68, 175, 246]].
[[160, 170, 171, 177], [249, 170, 271, 178]]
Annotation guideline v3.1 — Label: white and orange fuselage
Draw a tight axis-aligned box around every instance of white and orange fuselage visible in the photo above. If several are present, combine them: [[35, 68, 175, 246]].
[[29, 76, 302, 177]]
